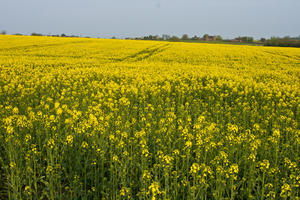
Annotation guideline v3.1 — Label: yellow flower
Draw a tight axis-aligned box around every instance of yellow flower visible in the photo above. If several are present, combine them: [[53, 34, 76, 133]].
[[148, 181, 161, 196], [46, 165, 53, 174], [113, 155, 119, 162], [47, 138, 55, 149], [228, 164, 239, 180], [120, 187, 130, 196], [248, 153, 256, 162], [56, 108, 63, 115], [66, 135, 73, 145], [49, 115, 55, 121], [173, 149, 180, 156], [81, 141, 88, 149], [91, 159, 97, 166], [227, 123, 239, 133], [229, 164, 239, 174], [280, 183, 291, 198], [54, 102, 60, 109], [185, 141, 192, 149], [12, 107, 19, 114], [6, 126, 14, 134], [25, 134, 32, 142], [190, 163, 200, 174], [10, 162, 16, 169], [259, 160, 270, 172], [142, 149, 150, 157], [31, 145, 38, 154], [142, 170, 151, 180], [24, 186, 31, 195]]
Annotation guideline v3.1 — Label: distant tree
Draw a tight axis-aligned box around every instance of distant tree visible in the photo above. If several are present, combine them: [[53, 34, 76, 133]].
[[31, 33, 43, 36], [216, 35, 223, 41], [247, 37, 254, 43], [203, 34, 209, 39], [14, 33, 23, 36], [143, 35, 155, 40], [1, 30, 6, 35], [181, 34, 189, 40], [260, 38, 266, 42], [170, 36, 180, 42], [236, 36, 254, 43], [61, 33, 66, 37], [111, 36, 116, 39]]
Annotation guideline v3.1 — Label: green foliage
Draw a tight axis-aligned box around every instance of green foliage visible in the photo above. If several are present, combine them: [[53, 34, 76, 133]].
[[181, 34, 189, 40], [170, 36, 180, 42], [216, 35, 223, 41], [31, 32, 43, 36], [265, 37, 300, 47], [236, 36, 254, 43]]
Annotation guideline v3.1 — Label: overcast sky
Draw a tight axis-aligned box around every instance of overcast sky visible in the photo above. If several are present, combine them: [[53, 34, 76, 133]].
[[1, 0, 299, 39]]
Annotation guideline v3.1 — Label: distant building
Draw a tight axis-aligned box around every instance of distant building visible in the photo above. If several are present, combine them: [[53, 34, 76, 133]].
[[203, 35, 217, 41], [233, 38, 243, 42], [234, 36, 253, 43], [232, 38, 242, 42]]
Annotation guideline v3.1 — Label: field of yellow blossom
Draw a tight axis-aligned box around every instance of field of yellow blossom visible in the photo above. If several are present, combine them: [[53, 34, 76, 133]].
[[0, 35, 299, 199]]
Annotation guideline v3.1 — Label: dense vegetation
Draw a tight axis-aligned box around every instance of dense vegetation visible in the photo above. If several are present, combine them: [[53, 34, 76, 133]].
[[265, 37, 300, 47], [0, 35, 299, 199]]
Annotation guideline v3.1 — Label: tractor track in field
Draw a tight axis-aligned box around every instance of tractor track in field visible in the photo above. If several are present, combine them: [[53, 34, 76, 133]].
[[112, 43, 170, 62]]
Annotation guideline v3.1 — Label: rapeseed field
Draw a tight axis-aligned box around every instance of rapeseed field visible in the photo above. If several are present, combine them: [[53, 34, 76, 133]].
[[0, 35, 299, 199]]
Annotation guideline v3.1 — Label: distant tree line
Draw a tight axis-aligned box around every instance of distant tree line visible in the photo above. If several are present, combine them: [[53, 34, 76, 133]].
[[130, 34, 300, 47], [129, 34, 260, 44], [1, 30, 300, 47], [30, 33, 82, 38], [0, 31, 83, 38], [264, 36, 300, 47], [130, 34, 223, 42]]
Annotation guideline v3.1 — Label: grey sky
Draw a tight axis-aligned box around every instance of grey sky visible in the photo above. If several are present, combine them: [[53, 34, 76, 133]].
[[1, 0, 299, 39]]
